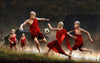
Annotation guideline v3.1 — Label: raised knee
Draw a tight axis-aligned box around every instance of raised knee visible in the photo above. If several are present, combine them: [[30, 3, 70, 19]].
[[44, 40, 47, 43], [43, 38, 47, 42]]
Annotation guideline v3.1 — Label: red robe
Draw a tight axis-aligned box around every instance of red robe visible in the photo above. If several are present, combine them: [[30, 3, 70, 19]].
[[10, 34, 16, 48], [29, 18, 44, 39], [29, 18, 40, 34], [47, 28, 72, 54], [72, 29, 83, 50], [21, 37, 26, 47]]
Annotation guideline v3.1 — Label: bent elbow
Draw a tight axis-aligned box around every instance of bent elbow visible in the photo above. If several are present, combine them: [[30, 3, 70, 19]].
[[86, 32, 90, 35], [67, 32, 70, 34]]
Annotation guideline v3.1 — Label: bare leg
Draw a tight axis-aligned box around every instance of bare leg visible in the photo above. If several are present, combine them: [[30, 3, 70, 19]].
[[69, 50, 73, 55], [34, 37, 40, 53], [63, 53, 72, 59], [42, 38, 47, 43], [24, 46, 26, 51], [46, 48, 51, 56], [21, 47, 23, 52], [39, 38, 47, 43], [79, 48, 92, 54], [14, 46, 17, 51]]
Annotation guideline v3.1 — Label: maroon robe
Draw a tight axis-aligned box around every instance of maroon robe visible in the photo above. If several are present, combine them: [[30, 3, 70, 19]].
[[72, 29, 83, 50], [47, 28, 72, 54], [10, 34, 17, 48], [21, 37, 26, 47], [29, 18, 44, 39]]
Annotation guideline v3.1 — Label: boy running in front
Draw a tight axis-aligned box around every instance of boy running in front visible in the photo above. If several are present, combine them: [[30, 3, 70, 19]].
[[68, 21, 93, 55]]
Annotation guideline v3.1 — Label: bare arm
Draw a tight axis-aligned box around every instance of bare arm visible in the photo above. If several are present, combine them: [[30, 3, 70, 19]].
[[68, 30, 75, 34], [37, 17, 49, 21], [67, 33, 77, 39], [48, 23, 60, 31], [81, 28, 93, 42], [8, 35, 13, 43], [19, 20, 28, 30]]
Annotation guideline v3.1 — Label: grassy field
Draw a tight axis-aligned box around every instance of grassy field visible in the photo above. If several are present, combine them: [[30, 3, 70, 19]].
[[0, 50, 99, 63]]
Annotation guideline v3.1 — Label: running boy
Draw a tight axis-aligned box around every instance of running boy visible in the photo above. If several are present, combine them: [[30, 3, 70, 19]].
[[19, 11, 49, 53], [68, 21, 93, 55], [47, 22, 76, 59]]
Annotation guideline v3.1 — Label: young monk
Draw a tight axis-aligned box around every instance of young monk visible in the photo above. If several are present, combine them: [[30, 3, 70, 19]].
[[19, 33, 28, 52], [47, 22, 76, 59], [68, 21, 93, 55], [19, 11, 49, 53], [8, 29, 18, 50]]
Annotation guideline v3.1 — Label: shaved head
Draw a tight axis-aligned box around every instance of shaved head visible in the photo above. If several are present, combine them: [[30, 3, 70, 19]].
[[30, 11, 36, 16], [58, 21, 64, 27], [11, 29, 15, 32], [75, 21, 80, 25]]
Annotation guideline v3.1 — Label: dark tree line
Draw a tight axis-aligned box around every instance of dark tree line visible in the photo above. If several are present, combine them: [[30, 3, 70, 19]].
[[0, 0, 99, 33]]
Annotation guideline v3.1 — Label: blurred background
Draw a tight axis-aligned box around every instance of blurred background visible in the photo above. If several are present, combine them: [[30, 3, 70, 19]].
[[0, 0, 100, 51]]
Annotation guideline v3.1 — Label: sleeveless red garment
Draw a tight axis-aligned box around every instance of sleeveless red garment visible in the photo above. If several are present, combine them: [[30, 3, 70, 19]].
[[21, 37, 26, 47], [29, 18, 40, 34], [47, 28, 72, 54], [10, 34, 16, 48], [72, 29, 83, 50], [29, 18, 44, 39]]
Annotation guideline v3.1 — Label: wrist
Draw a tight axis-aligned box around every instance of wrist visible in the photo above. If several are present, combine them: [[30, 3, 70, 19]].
[[20, 24, 23, 28]]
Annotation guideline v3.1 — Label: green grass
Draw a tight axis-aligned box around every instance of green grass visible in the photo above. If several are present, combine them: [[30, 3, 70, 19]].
[[0, 50, 99, 63]]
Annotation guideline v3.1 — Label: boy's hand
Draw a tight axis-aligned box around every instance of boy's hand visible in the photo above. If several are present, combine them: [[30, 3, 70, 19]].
[[74, 37, 77, 39], [19, 27, 23, 31], [12, 42, 14, 44], [90, 39, 93, 43], [48, 23, 50, 26], [46, 19, 50, 21]]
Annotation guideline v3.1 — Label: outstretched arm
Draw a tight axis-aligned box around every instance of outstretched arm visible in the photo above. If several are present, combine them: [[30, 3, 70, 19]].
[[37, 17, 49, 21], [68, 30, 75, 34], [19, 20, 28, 30], [67, 33, 77, 39], [48, 23, 60, 31], [81, 28, 93, 42]]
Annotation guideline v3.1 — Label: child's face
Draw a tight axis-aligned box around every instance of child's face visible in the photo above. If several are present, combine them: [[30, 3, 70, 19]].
[[58, 24, 62, 28], [11, 30, 15, 34], [74, 23, 79, 28], [22, 34, 25, 37], [30, 14, 36, 19]]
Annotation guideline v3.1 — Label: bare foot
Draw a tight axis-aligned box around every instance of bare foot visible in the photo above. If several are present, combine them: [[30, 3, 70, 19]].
[[44, 53, 49, 57], [69, 56, 72, 60]]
